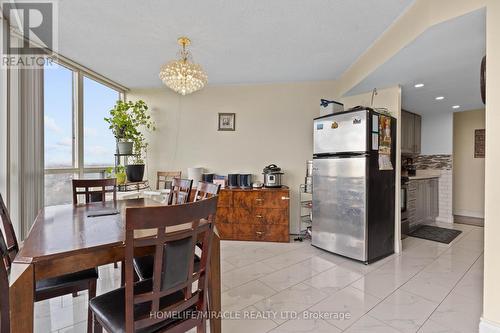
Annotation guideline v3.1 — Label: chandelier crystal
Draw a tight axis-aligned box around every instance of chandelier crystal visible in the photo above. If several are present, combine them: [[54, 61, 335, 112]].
[[159, 37, 208, 95]]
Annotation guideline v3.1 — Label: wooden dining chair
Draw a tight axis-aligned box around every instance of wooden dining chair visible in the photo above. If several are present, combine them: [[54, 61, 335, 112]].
[[156, 171, 182, 190], [133, 180, 213, 282], [89, 196, 218, 333], [168, 178, 193, 205], [0, 193, 98, 333], [0, 228, 10, 333], [72, 178, 117, 205], [192, 182, 221, 202]]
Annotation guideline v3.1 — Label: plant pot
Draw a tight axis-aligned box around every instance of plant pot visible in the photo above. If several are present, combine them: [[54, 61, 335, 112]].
[[116, 172, 127, 185], [117, 141, 133, 155], [126, 164, 145, 182]]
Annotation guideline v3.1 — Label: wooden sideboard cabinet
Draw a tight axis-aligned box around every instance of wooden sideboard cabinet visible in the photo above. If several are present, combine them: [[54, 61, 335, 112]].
[[215, 187, 290, 242]]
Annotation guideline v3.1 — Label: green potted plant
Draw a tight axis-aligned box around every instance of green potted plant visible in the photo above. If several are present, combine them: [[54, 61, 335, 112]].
[[105, 100, 155, 183], [106, 166, 127, 185], [105, 100, 145, 155]]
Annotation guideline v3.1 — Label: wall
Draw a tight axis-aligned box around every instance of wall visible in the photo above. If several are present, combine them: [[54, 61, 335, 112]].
[[340, 86, 402, 253], [421, 112, 453, 155], [483, 0, 500, 327], [129, 81, 338, 234], [453, 109, 485, 218]]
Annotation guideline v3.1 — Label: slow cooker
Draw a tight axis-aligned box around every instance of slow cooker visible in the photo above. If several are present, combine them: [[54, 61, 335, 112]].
[[263, 164, 284, 188]]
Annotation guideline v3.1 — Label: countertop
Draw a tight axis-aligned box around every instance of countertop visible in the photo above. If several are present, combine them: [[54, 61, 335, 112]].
[[407, 170, 441, 180], [408, 174, 440, 180]]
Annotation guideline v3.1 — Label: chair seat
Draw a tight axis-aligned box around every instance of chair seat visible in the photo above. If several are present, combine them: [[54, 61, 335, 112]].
[[36, 268, 98, 294], [133, 254, 200, 281], [89, 279, 191, 333]]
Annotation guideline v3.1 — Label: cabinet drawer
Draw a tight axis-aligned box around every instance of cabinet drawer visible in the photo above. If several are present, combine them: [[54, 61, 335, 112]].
[[215, 223, 233, 239], [253, 208, 288, 225], [217, 190, 233, 208], [233, 192, 255, 210], [234, 224, 289, 242], [254, 191, 290, 209]]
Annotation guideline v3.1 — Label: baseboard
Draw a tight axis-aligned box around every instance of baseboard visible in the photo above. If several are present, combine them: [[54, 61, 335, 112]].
[[453, 209, 484, 219], [480, 318, 500, 333], [436, 216, 453, 223]]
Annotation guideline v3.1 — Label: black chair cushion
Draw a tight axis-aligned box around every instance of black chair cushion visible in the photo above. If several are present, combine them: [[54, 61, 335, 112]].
[[133, 254, 200, 281], [89, 279, 192, 333], [36, 268, 98, 293]]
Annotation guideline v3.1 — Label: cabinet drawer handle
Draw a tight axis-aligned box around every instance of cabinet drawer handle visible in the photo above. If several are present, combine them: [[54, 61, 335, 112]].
[[281, 196, 290, 200], [256, 231, 265, 235], [255, 198, 264, 202], [256, 215, 263, 218]]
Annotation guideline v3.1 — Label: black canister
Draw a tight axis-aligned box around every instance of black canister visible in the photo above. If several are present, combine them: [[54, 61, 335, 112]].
[[202, 173, 215, 183], [227, 174, 240, 188], [239, 174, 252, 188]]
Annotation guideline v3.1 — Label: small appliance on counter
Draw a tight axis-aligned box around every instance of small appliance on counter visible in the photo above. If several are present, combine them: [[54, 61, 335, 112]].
[[187, 167, 204, 186], [252, 182, 264, 189], [227, 174, 240, 188], [403, 158, 416, 176], [213, 175, 226, 188], [202, 173, 214, 183], [263, 164, 284, 188], [238, 174, 252, 188]]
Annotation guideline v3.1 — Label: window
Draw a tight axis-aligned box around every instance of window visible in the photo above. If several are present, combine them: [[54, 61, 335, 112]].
[[83, 76, 120, 167], [44, 63, 74, 169], [43, 63, 124, 206]]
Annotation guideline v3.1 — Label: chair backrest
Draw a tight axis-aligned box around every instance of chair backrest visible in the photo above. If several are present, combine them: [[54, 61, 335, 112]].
[[156, 171, 182, 190], [124, 196, 218, 332], [168, 178, 193, 205], [72, 178, 117, 205], [0, 194, 19, 265], [0, 230, 10, 333], [193, 182, 221, 202]]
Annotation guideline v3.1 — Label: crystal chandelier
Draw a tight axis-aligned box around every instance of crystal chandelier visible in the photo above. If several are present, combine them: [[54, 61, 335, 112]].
[[159, 37, 208, 95]]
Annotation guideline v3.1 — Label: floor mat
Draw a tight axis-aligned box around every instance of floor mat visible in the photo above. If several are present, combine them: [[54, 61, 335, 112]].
[[408, 225, 462, 244]]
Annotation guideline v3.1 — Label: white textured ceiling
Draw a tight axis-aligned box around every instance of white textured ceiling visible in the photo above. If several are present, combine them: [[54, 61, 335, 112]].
[[346, 9, 486, 114], [57, 0, 415, 88]]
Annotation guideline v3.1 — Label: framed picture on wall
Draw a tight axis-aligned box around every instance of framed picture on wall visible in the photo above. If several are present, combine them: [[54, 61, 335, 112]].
[[218, 113, 235, 131], [474, 129, 485, 158]]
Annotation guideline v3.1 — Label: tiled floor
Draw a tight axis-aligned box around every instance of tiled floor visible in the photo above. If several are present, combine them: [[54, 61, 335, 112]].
[[34, 222, 484, 332]]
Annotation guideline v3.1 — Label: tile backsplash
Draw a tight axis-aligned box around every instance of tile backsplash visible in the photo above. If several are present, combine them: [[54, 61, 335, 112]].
[[412, 154, 452, 170], [409, 154, 453, 223]]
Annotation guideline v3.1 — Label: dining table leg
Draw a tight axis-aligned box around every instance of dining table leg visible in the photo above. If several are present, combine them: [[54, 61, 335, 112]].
[[209, 233, 221, 333], [9, 263, 35, 333]]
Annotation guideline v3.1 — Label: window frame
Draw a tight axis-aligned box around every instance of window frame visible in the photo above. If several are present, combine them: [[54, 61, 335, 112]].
[[44, 59, 126, 179]]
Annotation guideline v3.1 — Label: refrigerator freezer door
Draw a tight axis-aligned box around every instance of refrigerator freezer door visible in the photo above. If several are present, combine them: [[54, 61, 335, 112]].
[[314, 110, 369, 155], [311, 156, 367, 261]]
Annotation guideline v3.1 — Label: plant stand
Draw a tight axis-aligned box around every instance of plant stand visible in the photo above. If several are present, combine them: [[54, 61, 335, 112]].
[[114, 153, 150, 196]]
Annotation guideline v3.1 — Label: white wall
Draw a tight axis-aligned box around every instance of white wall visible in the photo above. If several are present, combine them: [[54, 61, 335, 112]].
[[421, 111, 453, 155], [129, 81, 338, 234]]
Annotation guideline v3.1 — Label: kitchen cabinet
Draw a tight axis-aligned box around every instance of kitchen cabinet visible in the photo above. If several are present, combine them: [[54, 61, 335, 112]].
[[407, 178, 439, 231], [401, 110, 422, 154], [215, 187, 290, 242]]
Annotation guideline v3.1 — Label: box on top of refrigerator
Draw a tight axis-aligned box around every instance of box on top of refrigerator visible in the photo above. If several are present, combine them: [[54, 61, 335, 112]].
[[319, 99, 344, 116]]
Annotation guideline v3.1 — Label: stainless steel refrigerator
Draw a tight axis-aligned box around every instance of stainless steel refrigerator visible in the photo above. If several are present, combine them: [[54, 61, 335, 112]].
[[311, 108, 396, 264]]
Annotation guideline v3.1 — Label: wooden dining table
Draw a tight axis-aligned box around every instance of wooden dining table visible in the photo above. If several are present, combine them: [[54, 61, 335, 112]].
[[8, 198, 222, 333]]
